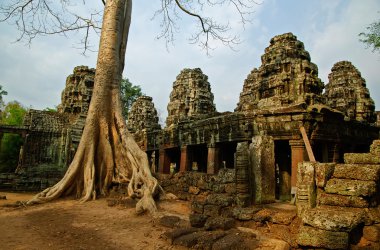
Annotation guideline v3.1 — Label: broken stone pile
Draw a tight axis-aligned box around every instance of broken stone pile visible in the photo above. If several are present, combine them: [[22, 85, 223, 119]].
[[158, 168, 236, 205], [166, 68, 216, 127], [297, 140, 380, 249], [324, 61, 376, 123]]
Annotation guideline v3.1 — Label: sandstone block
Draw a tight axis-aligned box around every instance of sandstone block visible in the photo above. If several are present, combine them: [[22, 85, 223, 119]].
[[204, 216, 236, 230], [325, 178, 377, 197], [344, 153, 380, 164], [191, 200, 204, 214], [319, 192, 369, 208], [315, 163, 335, 188], [205, 194, 234, 207], [333, 164, 380, 181], [271, 211, 297, 225], [370, 140, 380, 155], [188, 186, 200, 195], [302, 207, 364, 232], [203, 205, 221, 217], [162, 227, 200, 244], [189, 214, 208, 228], [297, 225, 349, 249], [363, 224, 380, 242], [211, 233, 249, 250]]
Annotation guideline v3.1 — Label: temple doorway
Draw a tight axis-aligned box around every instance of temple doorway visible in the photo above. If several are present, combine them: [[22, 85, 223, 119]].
[[274, 140, 291, 201]]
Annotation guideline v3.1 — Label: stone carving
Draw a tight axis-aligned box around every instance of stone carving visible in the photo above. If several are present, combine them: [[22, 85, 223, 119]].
[[236, 32, 324, 112], [127, 96, 161, 132], [57, 66, 95, 115], [324, 61, 376, 123], [166, 68, 216, 127]]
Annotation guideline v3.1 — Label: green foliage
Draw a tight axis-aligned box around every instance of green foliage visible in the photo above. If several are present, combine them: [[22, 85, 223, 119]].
[[0, 101, 27, 172], [120, 78, 143, 119], [1, 101, 27, 125], [0, 85, 8, 107], [359, 19, 380, 53]]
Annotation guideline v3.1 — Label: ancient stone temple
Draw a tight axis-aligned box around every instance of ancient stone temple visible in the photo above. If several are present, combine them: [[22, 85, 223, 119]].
[[0, 66, 95, 190], [128, 33, 379, 207], [236, 33, 324, 112], [127, 96, 161, 132], [324, 61, 376, 123], [166, 68, 216, 127]]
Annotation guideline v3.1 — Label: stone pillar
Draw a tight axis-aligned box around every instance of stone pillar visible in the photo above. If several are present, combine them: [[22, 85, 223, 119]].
[[158, 149, 166, 174], [332, 143, 340, 163], [250, 135, 275, 204], [207, 144, 219, 174], [180, 146, 189, 172], [290, 140, 307, 189]]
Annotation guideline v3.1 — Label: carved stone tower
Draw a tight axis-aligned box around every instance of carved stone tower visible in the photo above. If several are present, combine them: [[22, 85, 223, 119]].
[[127, 96, 161, 132], [236, 33, 324, 112], [324, 61, 376, 123], [166, 68, 216, 127], [57, 66, 95, 115]]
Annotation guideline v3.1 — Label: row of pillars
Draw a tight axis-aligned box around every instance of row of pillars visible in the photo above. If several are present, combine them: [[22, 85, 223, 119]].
[[157, 144, 220, 174]]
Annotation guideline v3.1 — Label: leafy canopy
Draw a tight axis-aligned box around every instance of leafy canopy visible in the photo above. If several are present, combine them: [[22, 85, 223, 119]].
[[359, 19, 380, 53], [0, 101, 27, 172], [120, 78, 143, 119]]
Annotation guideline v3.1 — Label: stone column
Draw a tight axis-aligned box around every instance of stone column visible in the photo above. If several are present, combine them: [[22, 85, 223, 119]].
[[158, 149, 166, 174], [179, 146, 189, 172], [207, 144, 219, 174], [289, 139, 307, 189], [250, 135, 275, 204]]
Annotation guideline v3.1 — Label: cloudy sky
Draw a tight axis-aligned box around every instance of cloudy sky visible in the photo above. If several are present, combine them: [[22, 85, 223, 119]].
[[0, 0, 379, 123]]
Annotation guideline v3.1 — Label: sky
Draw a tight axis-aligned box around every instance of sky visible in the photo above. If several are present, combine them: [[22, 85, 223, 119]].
[[0, 0, 379, 123]]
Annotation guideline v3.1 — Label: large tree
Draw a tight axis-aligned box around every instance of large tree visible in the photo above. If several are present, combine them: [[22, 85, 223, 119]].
[[0, 0, 256, 214]]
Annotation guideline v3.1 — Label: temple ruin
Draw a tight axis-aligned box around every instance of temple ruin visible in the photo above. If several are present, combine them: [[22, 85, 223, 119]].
[[0, 32, 379, 249]]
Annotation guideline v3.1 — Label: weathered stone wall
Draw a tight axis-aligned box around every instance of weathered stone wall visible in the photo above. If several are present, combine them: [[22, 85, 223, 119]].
[[166, 68, 216, 127], [236, 32, 324, 112], [324, 61, 376, 123], [296, 140, 380, 249]]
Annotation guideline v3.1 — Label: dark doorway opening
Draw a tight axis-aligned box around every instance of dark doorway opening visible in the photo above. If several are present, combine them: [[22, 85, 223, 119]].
[[164, 147, 180, 174], [274, 140, 291, 201], [188, 144, 208, 172], [218, 142, 238, 169]]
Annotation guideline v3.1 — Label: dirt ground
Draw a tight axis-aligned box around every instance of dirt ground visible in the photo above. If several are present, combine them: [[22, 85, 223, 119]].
[[0, 192, 189, 250]]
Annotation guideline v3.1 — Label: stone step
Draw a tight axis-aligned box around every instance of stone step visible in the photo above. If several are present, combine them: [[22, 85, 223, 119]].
[[344, 153, 380, 164], [333, 164, 380, 181], [325, 178, 377, 197]]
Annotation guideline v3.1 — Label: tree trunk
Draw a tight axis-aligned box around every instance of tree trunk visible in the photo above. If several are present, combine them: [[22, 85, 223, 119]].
[[27, 0, 160, 214]]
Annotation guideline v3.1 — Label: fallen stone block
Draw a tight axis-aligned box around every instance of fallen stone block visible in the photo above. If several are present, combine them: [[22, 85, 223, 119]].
[[194, 231, 227, 249], [297, 225, 349, 249], [205, 216, 236, 231], [206, 194, 234, 207], [370, 140, 380, 155], [302, 207, 364, 232], [252, 208, 273, 223], [158, 215, 181, 228], [325, 178, 377, 197], [189, 214, 208, 228], [319, 192, 369, 208], [315, 163, 335, 188], [344, 153, 380, 164], [333, 164, 380, 181], [204, 205, 221, 217], [162, 227, 200, 244], [173, 231, 205, 248]]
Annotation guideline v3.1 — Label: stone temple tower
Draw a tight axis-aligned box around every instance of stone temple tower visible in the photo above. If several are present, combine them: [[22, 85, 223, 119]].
[[57, 66, 95, 115], [324, 61, 376, 123], [127, 95, 161, 132], [236, 33, 324, 112], [166, 68, 216, 127]]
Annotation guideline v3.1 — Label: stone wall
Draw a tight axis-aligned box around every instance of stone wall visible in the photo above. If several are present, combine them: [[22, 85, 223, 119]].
[[324, 61, 376, 123], [296, 140, 380, 249]]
